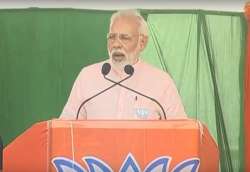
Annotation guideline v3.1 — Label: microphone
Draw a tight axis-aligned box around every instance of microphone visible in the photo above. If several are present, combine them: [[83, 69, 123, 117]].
[[124, 65, 134, 75], [103, 64, 167, 120], [102, 62, 111, 76], [75, 63, 133, 120]]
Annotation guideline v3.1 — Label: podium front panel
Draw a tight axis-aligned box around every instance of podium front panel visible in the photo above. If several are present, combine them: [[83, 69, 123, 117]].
[[4, 119, 218, 172], [49, 120, 209, 172]]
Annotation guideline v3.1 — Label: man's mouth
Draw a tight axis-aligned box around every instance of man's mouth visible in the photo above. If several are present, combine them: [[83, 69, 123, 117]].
[[112, 52, 126, 61]]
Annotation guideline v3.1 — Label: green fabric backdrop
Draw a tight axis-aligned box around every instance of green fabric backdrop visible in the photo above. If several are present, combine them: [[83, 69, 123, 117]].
[[0, 8, 112, 144], [142, 10, 246, 172], [0, 9, 246, 172]]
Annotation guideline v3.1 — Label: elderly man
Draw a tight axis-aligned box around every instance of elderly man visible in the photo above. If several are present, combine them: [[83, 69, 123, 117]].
[[60, 10, 186, 120]]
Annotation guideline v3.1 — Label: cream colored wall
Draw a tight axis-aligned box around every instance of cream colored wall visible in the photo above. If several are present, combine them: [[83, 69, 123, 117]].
[[0, 0, 246, 11]]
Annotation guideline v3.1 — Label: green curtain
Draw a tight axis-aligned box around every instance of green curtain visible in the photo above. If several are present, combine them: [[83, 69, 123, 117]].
[[0, 8, 112, 145], [0, 9, 246, 172], [142, 10, 246, 172]]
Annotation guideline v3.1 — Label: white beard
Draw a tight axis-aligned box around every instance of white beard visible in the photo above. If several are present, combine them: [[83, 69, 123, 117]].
[[109, 49, 140, 70], [108, 37, 141, 71]]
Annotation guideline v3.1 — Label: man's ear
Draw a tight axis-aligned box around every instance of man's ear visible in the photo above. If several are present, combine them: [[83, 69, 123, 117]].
[[139, 34, 148, 51]]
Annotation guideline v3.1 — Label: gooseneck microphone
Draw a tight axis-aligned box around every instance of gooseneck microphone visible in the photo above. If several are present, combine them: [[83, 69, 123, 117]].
[[102, 63, 111, 75], [75, 63, 133, 120], [103, 64, 167, 120]]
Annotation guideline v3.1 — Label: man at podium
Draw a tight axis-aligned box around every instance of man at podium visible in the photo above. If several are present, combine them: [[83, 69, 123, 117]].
[[60, 10, 187, 120], [4, 10, 219, 172]]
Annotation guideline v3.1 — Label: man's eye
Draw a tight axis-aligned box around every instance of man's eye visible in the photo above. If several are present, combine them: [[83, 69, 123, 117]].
[[108, 35, 115, 40], [107, 33, 116, 40], [120, 35, 131, 41]]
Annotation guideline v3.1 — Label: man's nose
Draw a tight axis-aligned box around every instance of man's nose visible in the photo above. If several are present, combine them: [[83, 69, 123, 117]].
[[112, 37, 123, 48]]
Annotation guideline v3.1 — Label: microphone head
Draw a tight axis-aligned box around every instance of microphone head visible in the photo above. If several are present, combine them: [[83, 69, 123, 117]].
[[102, 63, 111, 76], [124, 65, 134, 75]]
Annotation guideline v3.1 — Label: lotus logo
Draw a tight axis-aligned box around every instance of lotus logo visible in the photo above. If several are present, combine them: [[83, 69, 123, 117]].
[[52, 153, 200, 172]]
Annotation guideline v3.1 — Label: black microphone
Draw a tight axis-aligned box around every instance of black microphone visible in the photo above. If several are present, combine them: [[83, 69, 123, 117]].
[[102, 63, 111, 76], [75, 63, 133, 120], [104, 64, 167, 120], [124, 65, 134, 75]]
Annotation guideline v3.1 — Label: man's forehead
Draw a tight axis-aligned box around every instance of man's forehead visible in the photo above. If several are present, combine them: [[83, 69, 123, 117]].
[[110, 16, 140, 32]]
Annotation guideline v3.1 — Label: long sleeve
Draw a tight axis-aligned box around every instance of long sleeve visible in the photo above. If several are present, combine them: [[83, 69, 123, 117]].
[[59, 70, 87, 120], [159, 78, 187, 119]]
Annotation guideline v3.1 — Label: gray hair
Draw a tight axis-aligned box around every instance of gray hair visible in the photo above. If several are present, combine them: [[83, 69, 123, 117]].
[[110, 9, 148, 37]]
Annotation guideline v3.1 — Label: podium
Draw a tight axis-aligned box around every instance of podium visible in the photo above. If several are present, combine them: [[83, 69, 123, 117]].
[[4, 119, 219, 172]]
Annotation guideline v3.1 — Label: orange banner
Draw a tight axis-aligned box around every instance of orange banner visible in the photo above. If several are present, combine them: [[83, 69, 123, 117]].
[[244, 3, 250, 172], [4, 119, 219, 172]]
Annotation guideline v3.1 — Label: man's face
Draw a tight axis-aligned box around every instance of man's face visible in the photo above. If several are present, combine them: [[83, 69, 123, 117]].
[[107, 16, 142, 68]]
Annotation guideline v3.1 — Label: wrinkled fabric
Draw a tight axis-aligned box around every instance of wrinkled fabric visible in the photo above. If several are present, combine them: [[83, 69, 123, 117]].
[[60, 59, 186, 120]]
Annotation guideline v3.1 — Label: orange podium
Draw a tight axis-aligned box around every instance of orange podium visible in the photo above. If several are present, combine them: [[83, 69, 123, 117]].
[[4, 119, 219, 172]]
